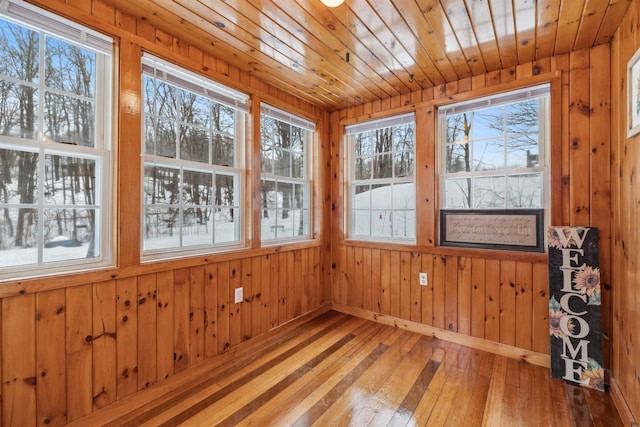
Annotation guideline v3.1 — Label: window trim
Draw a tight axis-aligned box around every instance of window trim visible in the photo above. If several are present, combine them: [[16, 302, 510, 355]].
[[0, 1, 114, 280], [345, 112, 417, 243], [140, 53, 249, 261], [259, 103, 315, 245], [436, 83, 552, 250]]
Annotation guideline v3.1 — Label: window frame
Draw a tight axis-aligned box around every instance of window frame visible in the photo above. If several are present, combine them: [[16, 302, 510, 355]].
[[437, 84, 551, 250], [259, 103, 315, 244], [345, 112, 417, 243], [140, 53, 249, 261], [0, 0, 113, 280]]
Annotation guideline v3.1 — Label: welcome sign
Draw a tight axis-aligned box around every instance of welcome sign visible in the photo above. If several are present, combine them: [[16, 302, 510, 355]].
[[548, 226, 604, 391]]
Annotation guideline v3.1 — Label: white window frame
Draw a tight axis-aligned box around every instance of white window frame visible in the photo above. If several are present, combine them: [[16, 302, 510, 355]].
[[438, 84, 550, 212], [259, 104, 314, 244], [345, 113, 416, 243], [0, 0, 113, 280], [140, 53, 248, 261]]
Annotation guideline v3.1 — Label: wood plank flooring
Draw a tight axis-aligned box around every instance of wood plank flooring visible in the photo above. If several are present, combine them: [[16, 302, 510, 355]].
[[71, 311, 624, 426]]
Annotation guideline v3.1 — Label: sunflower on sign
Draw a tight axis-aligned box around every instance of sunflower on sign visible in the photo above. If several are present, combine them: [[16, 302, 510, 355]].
[[573, 266, 601, 305], [549, 296, 573, 338]]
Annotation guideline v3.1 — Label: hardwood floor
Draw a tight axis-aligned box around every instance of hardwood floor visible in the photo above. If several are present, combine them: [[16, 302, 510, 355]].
[[71, 311, 623, 426]]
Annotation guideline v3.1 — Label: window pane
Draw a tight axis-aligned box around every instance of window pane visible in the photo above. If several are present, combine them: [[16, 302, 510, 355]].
[[371, 210, 392, 237], [180, 92, 209, 126], [0, 21, 39, 82], [0, 208, 38, 266], [180, 125, 209, 162], [1, 149, 39, 203], [474, 176, 505, 208], [354, 157, 371, 180], [212, 133, 234, 166], [391, 183, 414, 210], [43, 208, 96, 261], [473, 138, 504, 171], [473, 107, 504, 139], [394, 150, 413, 177], [507, 100, 539, 133], [273, 149, 291, 177], [155, 81, 177, 119], [182, 170, 212, 205], [393, 210, 415, 238], [261, 208, 278, 240], [155, 118, 177, 158], [215, 173, 236, 207], [355, 133, 373, 157], [215, 207, 239, 243], [507, 173, 542, 208], [44, 93, 95, 146], [45, 37, 96, 97], [0, 84, 38, 139], [352, 209, 369, 236], [506, 135, 539, 168], [182, 207, 212, 247], [371, 183, 391, 209], [292, 151, 304, 178], [44, 155, 96, 205], [353, 185, 370, 210], [445, 143, 470, 173], [143, 165, 180, 205], [372, 153, 393, 179], [143, 207, 180, 250], [444, 178, 471, 208], [212, 105, 235, 137]]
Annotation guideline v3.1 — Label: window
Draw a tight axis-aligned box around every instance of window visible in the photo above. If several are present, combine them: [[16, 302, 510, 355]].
[[440, 85, 549, 210], [345, 113, 416, 241], [0, 1, 113, 279], [141, 54, 248, 257], [260, 105, 314, 242]]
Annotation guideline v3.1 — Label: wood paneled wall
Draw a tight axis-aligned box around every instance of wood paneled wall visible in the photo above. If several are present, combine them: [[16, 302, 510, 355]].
[[0, 1, 330, 425], [330, 45, 613, 368], [611, 0, 640, 422]]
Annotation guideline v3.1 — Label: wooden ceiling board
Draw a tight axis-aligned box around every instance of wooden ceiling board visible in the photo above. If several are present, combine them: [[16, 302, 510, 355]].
[[440, 0, 489, 76], [512, 0, 538, 64], [555, 0, 587, 54], [487, 0, 518, 68], [462, 0, 503, 71], [535, 0, 562, 60], [91, 0, 630, 111]]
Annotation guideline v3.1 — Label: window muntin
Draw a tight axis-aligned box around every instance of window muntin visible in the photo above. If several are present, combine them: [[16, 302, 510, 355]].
[[141, 54, 247, 257], [260, 105, 314, 242], [440, 85, 549, 210], [0, 1, 112, 278], [346, 113, 416, 241]]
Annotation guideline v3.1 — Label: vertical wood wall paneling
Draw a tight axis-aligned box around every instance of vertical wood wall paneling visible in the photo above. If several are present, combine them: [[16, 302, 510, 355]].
[[353, 247, 364, 311], [66, 285, 93, 421], [36, 289, 66, 426], [204, 264, 218, 358], [400, 251, 412, 320], [362, 248, 373, 312], [251, 255, 264, 337], [389, 251, 401, 318], [569, 49, 592, 226], [485, 259, 501, 343], [380, 250, 391, 315], [137, 273, 157, 390], [432, 255, 446, 330], [515, 262, 533, 351], [217, 262, 231, 353], [410, 252, 422, 323], [420, 253, 434, 326], [278, 252, 288, 326], [189, 266, 205, 365], [228, 260, 242, 347], [589, 43, 612, 368], [499, 261, 516, 346], [444, 255, 458, 332], [531, 263, 549, 354], [457, 256, 472, 336], [156, 271, 175, 381], [92, 280, 117, 410], [173, 268, 190, 373], [470, 258, 486, 339], [240, 258, 252, 342], [3, 296, 36, 427], [612, 2, 640, 421], [116, 277, 138, 398]]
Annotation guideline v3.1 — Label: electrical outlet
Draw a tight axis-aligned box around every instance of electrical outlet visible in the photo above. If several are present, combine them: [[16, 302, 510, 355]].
[[234, 287, 243, 303], [419, 272, 428, 286]]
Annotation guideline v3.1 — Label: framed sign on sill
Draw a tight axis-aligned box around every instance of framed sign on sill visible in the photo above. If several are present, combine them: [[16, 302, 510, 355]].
[[440, 209, 545, 252]]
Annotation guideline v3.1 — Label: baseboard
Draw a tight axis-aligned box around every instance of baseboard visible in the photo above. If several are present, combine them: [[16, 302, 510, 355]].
[[609, 377, 639, 426], [331, 303, 550, 368]]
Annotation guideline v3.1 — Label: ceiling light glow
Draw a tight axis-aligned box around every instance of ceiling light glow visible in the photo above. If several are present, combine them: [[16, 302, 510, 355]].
[[320, 0, 344, 7]]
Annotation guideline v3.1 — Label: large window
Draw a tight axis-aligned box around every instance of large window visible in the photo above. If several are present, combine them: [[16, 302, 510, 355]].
[[0, 1, 113, 279], [346, 113, 416, 241], [440, 85, 549, 210], [142, 54, 248, 257], [260, 105, 314, 242]]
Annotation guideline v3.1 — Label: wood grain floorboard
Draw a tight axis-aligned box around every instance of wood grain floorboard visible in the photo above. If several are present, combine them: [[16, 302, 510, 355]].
[[71, 311, 625, 426]]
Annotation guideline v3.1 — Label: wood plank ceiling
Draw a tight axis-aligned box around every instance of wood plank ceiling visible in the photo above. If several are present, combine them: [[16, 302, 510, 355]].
[[104, 0, 631, 111]]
